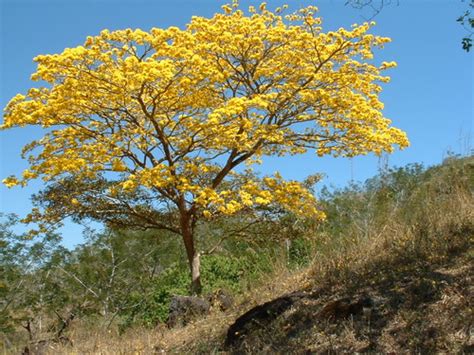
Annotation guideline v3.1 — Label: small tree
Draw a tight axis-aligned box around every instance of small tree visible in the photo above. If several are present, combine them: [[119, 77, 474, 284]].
[[1, 2, 408, 293]]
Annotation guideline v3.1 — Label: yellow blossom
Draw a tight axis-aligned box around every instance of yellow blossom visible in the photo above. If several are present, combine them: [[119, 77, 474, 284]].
[[2, 176, 19, 188], [1, 1, 407, 230]]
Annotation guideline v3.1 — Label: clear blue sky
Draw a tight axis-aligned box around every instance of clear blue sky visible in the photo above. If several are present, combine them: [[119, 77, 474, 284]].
[[1, 0, 472, 248]]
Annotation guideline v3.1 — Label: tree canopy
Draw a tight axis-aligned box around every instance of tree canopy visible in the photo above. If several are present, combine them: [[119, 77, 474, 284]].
[[1, 2, 408, 292]]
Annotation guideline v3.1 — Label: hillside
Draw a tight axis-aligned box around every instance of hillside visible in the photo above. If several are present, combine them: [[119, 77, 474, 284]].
[[219, 230, 472, 353], [162, 156, 473, 354], [1, 156, 472, 354]]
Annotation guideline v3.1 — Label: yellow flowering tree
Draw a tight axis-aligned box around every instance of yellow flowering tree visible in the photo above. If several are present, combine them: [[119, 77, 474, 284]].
[[1, 2, 408, 293]]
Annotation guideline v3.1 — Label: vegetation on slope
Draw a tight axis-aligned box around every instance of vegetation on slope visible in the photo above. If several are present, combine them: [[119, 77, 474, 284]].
[[167, 155, 474, 353], [1, 155, 472, 353]]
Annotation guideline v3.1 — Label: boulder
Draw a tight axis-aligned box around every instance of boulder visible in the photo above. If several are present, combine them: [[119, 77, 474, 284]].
[[167, 295, 210, 328], [225, 292, 305, 349]]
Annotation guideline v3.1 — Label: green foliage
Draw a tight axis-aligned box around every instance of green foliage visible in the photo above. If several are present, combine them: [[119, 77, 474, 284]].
[[287, 237, 314, 268], [320, 163, 426, 234], [3, 155, 472, 352], [315, 155, 473, 273], [457, 0, 474, 51], [0, 214, 69, 335], [119, 265, 190, 329], [119, 251, 277, 328], [201, 255, 246, 293]]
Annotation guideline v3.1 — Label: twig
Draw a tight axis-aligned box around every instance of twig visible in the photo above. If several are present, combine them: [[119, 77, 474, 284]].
[[56, 266, 99, 299]]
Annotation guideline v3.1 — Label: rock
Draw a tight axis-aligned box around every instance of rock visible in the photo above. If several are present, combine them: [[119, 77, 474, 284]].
[[209, 289, 234, 311], [167, 295, 210, 328], [317, 295, 373, 320], [225, 292, 305, 349]]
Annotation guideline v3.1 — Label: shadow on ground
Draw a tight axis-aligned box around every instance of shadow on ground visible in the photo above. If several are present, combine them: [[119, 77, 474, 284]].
[[224, 247, 473, 354]]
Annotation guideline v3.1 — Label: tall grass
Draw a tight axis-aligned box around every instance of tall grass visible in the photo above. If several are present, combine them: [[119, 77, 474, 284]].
[[309, 157, 473, 285], [2, 156, 472, 354]]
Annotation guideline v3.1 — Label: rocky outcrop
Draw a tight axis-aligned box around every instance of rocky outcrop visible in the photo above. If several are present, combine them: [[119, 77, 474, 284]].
[[225, 292, 306, 349], [167, 295, 210, 328]]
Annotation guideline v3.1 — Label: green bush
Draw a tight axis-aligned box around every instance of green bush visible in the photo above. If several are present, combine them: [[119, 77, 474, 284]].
[[288, 237, 313, 268], [118, 264, 189, 329], [201, 255, 247, 293]]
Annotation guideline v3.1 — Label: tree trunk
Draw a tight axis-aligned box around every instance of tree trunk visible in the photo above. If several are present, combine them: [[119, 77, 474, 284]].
[[180, 213, 202, 295]]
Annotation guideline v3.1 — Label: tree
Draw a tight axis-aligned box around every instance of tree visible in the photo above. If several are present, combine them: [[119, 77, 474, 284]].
[[0, 213, 71, 342], [457, 0, 474, 51], [346, 0, 474, 52], [1, 2, 408, 293]]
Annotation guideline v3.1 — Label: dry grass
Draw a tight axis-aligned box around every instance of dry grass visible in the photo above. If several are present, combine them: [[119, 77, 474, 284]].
[[166, 157, 474, 354], [43, 266, 311, 354], [4, 157, 472, 354]]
